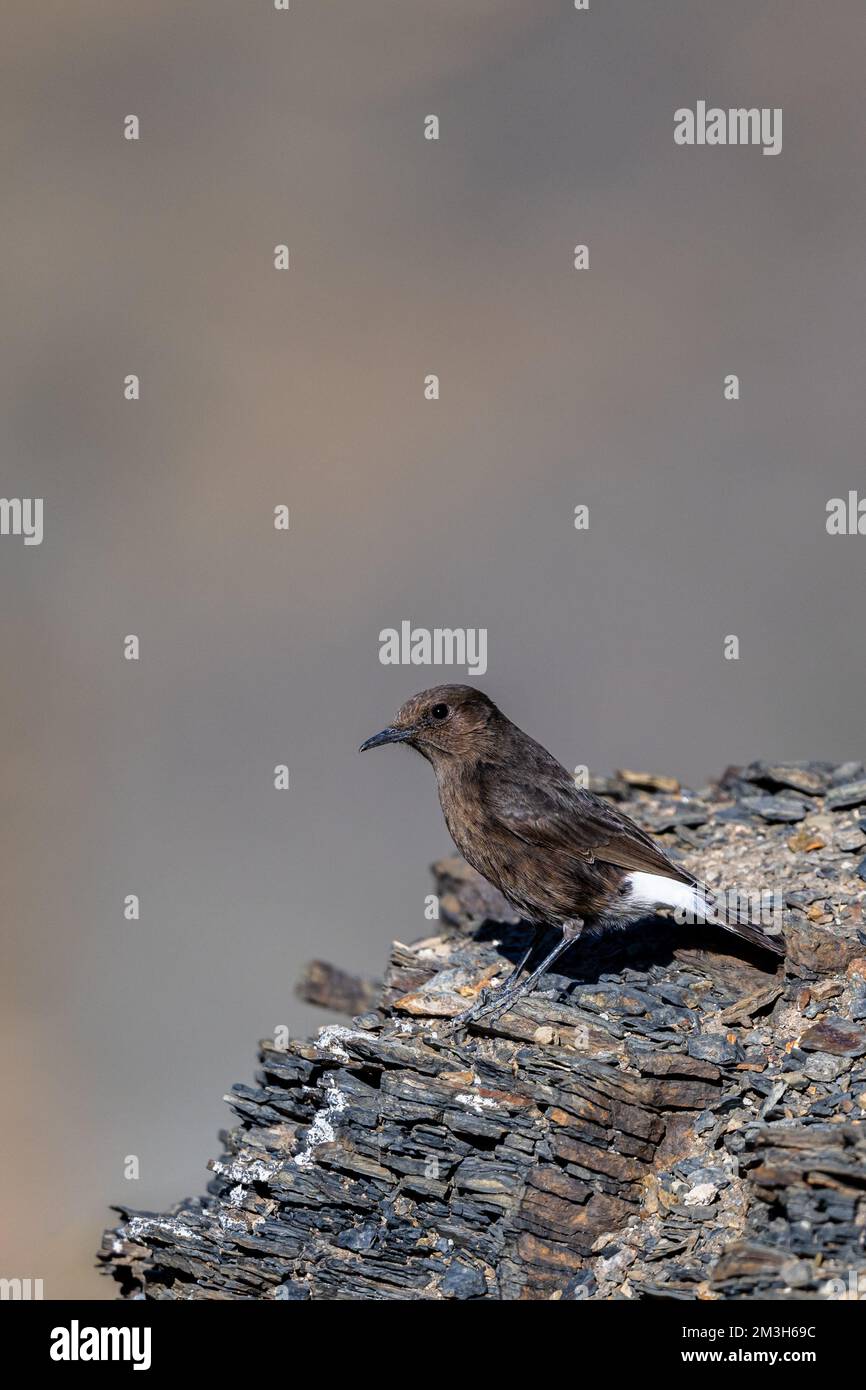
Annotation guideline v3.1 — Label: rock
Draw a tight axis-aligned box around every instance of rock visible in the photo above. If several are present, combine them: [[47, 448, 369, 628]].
[[440, 1261, 487, 1299], [803, 1054, 845, 1082], [851, 989, 866, 1022], [740, 795, 809, 823], [685, 1165, 730, 1188], [647, 806, 709, 832], [741, 762, 830, 796], [834, 828, 865, 853], [787, 829, 826, 853], [98, 758, 866, 1302], [274, 1280, 311, 1300], [684, 1183, 718, 1207], [713, 804, 753, 822], [617, 770, 681, 795], [785, 920, 863, 976], [688, 1035, 744, 1065], [786, 888, 830, 909], [799, 1017, 866, 1057], [295, 959, 380, 1016], [827, 780, 866, 812], [828, 762, 866, 788]]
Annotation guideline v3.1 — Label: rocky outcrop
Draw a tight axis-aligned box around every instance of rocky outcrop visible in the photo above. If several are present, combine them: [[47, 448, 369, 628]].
[[100, 761, 866, 1300]]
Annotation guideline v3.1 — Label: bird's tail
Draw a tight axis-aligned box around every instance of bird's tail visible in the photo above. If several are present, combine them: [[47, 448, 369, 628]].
[[622, 871, 786, 956], [693, 884, 786, 957]]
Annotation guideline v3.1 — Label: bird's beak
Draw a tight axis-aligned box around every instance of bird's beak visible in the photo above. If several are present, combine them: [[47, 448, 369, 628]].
[[359, 726, 413, 752]]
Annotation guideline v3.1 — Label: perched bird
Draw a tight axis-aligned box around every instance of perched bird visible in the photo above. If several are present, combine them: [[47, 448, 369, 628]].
[[360, 684, 784, 1027]]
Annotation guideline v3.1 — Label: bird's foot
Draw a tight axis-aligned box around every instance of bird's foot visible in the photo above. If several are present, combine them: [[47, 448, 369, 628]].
[[443, 981, 520, 1035]]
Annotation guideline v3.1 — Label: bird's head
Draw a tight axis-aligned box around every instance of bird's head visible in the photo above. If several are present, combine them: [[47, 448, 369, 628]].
[[359, 684, 500, 763]]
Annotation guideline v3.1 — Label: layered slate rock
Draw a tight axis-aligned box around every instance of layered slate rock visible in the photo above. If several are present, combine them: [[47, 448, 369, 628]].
[[100, 761, 866, 1300]]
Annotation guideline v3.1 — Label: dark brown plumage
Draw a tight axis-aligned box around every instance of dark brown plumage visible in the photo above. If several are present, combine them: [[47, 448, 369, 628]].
[[361, 684, 784, 1027]]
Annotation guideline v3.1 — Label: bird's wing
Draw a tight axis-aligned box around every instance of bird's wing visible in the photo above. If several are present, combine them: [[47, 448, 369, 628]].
[[480, 768, 695, 885]]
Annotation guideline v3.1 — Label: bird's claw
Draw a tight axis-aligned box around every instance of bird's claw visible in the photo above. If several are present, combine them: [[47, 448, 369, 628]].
[[444, 983, 513, 1034]]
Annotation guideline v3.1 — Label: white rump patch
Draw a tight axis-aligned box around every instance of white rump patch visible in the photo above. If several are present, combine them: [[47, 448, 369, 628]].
[[621, 872, 706, 919]]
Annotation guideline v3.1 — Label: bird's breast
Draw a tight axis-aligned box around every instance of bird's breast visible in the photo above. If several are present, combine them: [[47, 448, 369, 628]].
[[435, 773, 632, 926], [437, 784, 576, 925]]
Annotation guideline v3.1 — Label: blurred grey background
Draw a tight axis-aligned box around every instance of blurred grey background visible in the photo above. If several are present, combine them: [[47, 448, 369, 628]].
[[2, 1, 865, 1297]]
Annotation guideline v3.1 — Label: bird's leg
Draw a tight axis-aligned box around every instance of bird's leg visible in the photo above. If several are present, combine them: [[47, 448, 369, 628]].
[[452, 918, 584, 1029], [444, 925, 541, 1032]]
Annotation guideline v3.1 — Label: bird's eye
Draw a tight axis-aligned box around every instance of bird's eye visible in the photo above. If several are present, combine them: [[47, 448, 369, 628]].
[[430, 703, 449, 721]]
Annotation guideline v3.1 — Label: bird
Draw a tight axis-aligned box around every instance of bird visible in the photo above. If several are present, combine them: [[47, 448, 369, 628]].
[[360, 684, 784, 1028]]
